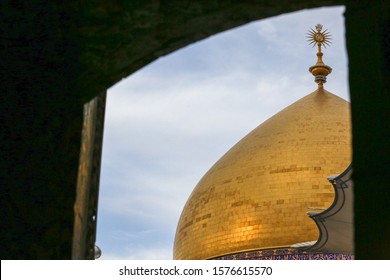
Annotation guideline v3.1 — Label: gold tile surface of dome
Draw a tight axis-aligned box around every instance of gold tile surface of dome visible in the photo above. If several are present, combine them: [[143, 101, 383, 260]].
[[173, 88, 352, 260]]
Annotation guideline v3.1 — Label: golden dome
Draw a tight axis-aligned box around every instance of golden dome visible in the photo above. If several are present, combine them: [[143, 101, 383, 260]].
[[173, 88, 352, 259]]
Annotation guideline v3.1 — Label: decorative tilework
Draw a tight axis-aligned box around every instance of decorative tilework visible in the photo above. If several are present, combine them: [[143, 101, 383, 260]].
[[212, 248, 353, 260]]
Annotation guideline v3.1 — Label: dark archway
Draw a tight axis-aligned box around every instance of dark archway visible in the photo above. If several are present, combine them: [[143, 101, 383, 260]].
[[1, 0, 389, 259]]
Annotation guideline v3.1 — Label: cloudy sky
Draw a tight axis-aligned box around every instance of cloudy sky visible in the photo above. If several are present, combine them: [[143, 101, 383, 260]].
[[96, 6, 349, 260]]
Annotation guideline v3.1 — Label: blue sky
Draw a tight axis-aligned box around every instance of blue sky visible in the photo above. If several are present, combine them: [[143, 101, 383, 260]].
[[96, 6, 349, 260]]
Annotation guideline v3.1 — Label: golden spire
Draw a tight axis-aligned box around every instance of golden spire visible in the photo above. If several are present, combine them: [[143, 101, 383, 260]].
[[307, 24, 332, 88]]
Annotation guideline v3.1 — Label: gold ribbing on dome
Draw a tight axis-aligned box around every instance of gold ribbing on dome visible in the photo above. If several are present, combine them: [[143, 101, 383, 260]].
[[307, 24, 332, 88]]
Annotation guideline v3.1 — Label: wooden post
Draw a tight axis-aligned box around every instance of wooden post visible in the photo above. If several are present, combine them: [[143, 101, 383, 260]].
[[72, 92, 106, 260]]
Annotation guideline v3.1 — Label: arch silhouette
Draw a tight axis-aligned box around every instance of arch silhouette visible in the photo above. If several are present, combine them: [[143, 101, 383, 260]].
[[1, 1, 389, 259]]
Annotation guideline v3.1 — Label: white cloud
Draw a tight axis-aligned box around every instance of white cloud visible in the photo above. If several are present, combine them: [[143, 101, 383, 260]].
[[100, 246, 173, 260], [256, 20, 278, 42]]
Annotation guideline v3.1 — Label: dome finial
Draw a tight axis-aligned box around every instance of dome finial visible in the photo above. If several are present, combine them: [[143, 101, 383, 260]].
[[307, 24, 332, 89]]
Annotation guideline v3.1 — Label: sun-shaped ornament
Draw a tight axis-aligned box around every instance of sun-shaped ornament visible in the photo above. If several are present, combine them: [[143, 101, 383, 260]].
[[307, 24, 332, 88], [307, 24, 331, 48]]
